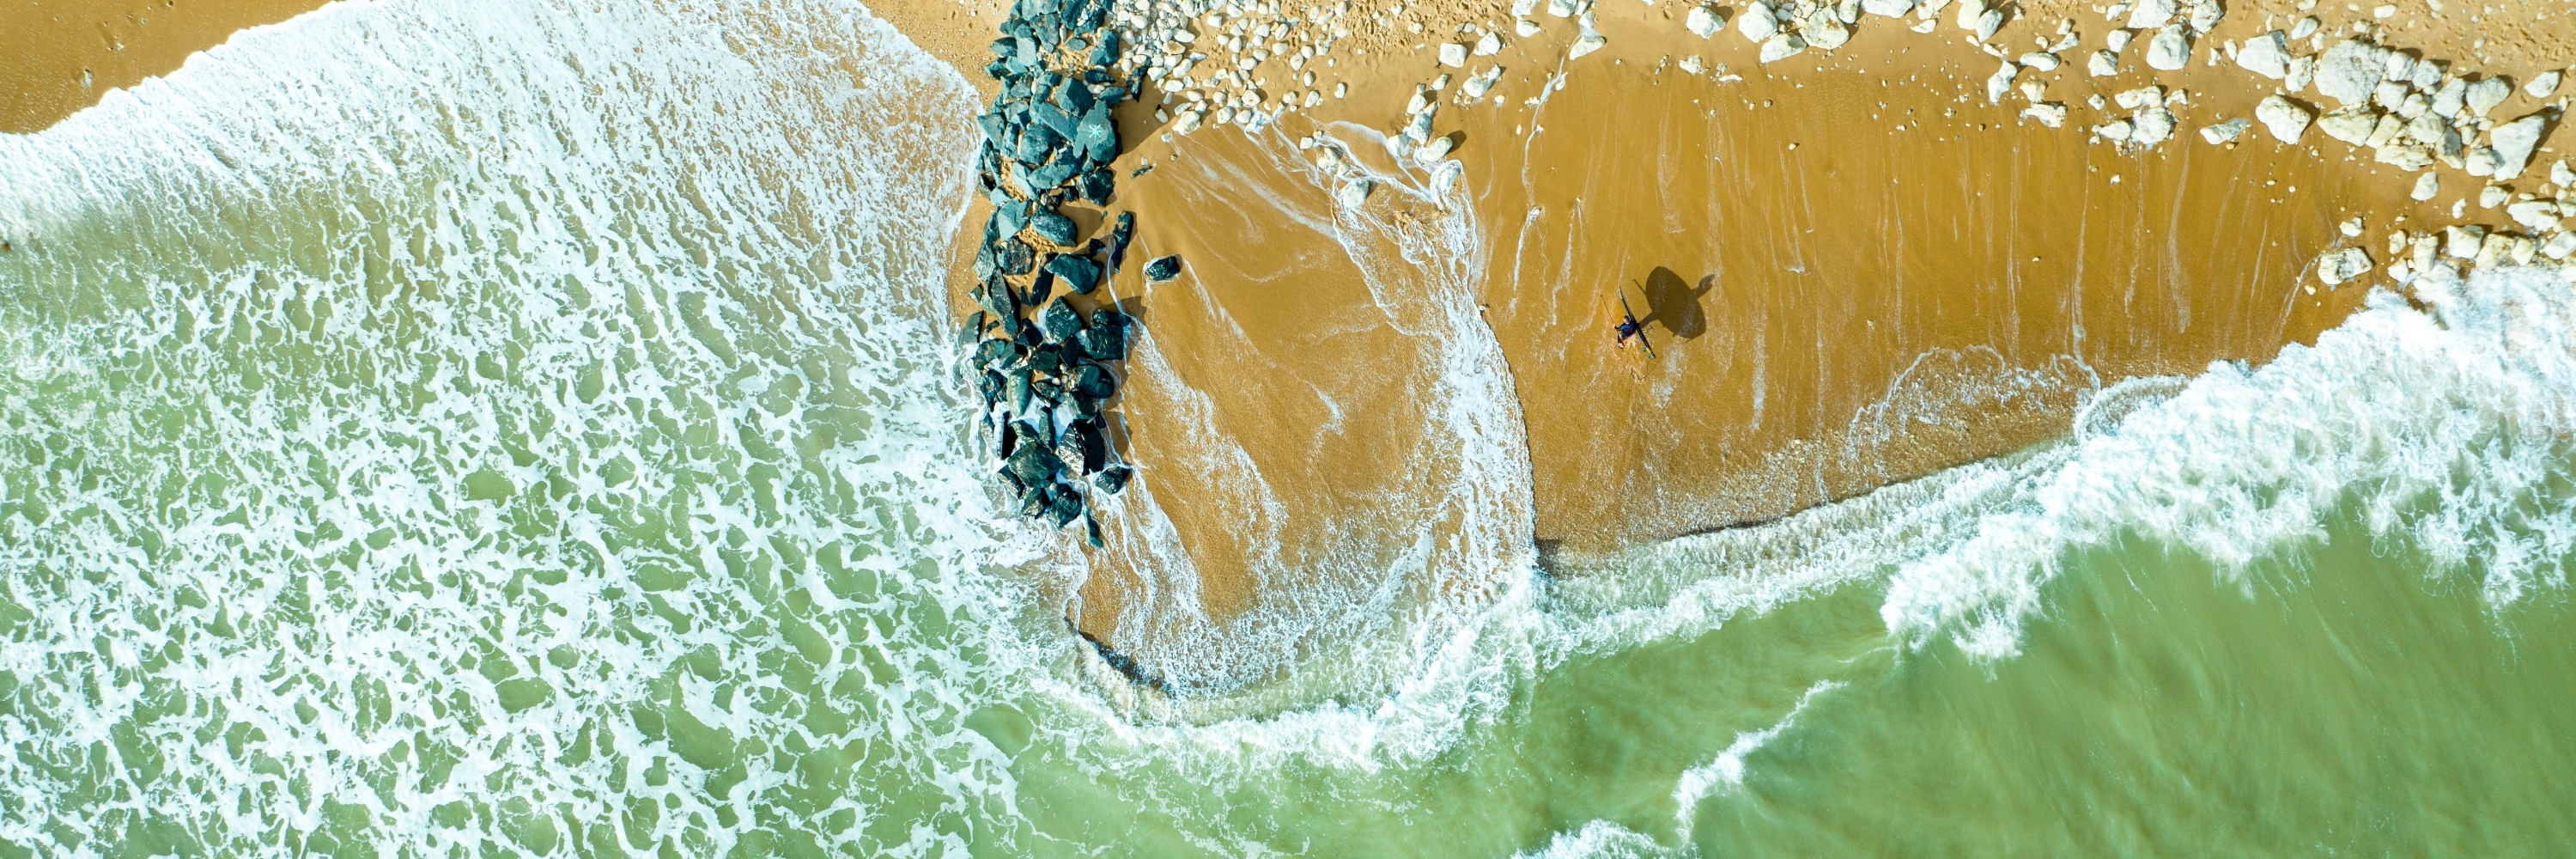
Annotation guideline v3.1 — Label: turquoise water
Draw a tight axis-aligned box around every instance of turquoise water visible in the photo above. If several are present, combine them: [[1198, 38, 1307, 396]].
[[3, 2, 2573, 856]]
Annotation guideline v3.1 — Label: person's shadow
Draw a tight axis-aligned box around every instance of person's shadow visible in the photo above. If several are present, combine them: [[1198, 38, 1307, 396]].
[[1640, 266, 1711, 340]]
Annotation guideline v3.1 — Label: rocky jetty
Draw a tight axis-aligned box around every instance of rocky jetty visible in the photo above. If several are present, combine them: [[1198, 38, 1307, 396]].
[[966, 0, 1161, 547]]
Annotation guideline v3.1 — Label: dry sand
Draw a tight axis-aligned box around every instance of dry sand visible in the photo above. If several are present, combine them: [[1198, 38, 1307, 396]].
[[11, 0, 2570, 693]]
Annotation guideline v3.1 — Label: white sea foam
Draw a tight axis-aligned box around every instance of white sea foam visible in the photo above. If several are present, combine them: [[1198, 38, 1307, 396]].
[[1883, 268, 2576, 658]]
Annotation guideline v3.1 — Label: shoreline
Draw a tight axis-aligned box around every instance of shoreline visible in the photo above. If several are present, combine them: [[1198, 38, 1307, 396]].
[[9, 0, 2570, 695]]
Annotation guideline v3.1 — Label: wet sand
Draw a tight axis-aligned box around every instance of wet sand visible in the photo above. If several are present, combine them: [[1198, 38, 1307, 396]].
[[932, 0, 2571, 691], [2, 0, 329, 133]]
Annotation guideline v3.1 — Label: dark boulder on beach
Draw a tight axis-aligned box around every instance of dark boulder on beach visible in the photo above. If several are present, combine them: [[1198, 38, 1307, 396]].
[[1143, 254, 1182, 282], [1041, 299, 1084, 343], [1071, 362, 1117, 402], [1030, 211, 1078, 247], [1045, 253, 1100, 294], [1091, 464, 1132, 496]]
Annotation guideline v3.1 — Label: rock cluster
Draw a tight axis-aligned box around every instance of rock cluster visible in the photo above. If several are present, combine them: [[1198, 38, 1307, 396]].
[[969, 0, 1153, 545]]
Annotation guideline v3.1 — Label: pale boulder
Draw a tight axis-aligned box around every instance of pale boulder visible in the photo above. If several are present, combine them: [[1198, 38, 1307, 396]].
[[2144, 25, 2190, 70], [2255, 94, 2312, 143], [2488, 113, 2549, 180], [2237, 31, 2290, 80]]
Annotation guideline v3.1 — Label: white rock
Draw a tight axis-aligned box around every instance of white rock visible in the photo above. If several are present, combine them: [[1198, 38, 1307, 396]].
[[2372, 81, 2409, 111], [1176, 110, 1206, 133], [2318, 106, 2381, 144], [1511, 16, 1545, 36], [1862, 0, 1916, 15], [2408, 113, 2464, 163], [2476, 233, 2512, 267], [1680, 54, 1704, 74], [2087, 50, 2120, 77], [2314, 39, 2388, 105], [1475, 32, 1503, 55], [2125, 0, 2175, 28], [2527, 70, 2563, 99], [1973, 8, 2003, 40], [1338, 179, 1373, 209], [1570, 30, 1607, 58], [2132, 107, 2177, 146], [2554, 160, 2576, 188], [2144, 24, 2190, 69], [1414, 135, 1455, 162], [1986, 61, 2020, 104], [2315, 247, 2372, 284], [1463, 66, 1504, 97], [1806, 14, 1852, 50], [2200, 117, 2251, 143], [2466, 147, 2500, 177], [1548, 0, 1578, 15], [2431, 77, 2466, 117], [2382, 52, 2416, 85], [2115, 86, 2165, 109], [1759, 33, 1807, 63], [1955, 0, 1986, 29], [2020, 52, 2061, 71], [2106, 29, 2135, 52], [2507, 201, 2562, 232], [2488, 113, 2548, 180], [2543, 232, 2576, 260], [1406, 86, 1432, 115], [1440, 42, 1469, 67], [2445, 224, 2485, 259], [2237, 31, 2289, 79], [2098, 119, 2135, 142], [1515, 0, 1543, 15], [2255, 94, 2312, 143], [2342, 216, 2365, 237], [2286, 56, 2316, 93], [1740, 3, 1779, 40], [2465, 77, 2512, 118], [2185, 0, 2222, 32], [2410, 172, 2439, 201], [2363, 113, 2406, 149], [2290, 15, 2319, 39], [2374, 143, 2433, 171], [1686, 4, 1726, 35], [2019, 81, 2048, 101], [2023, 101, 2069, 127], [2410, 58, 2445, 91], [2514, 235, 2543, 265]]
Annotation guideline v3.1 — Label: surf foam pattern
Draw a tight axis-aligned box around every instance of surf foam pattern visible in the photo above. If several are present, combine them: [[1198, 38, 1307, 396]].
[[0, 2, 1033, 855]]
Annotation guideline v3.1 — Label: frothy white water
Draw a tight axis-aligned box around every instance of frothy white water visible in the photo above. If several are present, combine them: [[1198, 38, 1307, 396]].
[[1882, 268, 2576, 659], [0, 2, 1027, 854]]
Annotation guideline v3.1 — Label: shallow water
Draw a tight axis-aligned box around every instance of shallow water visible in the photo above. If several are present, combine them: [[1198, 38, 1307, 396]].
[[3, 2, 2573, 856]]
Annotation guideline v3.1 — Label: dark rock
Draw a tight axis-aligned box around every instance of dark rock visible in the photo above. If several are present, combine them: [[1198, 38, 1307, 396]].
[[1107, 211, 1135, 269], [975, 113, 1005, 143], [977, 369, 1005, 409], [1034, 103, 1076, 141], [1046, 485, 1085, 527], [1015, 124, 1059, 165], [975, 338, 1017, 370], [1030, 210, 1078, 247], [1025, 342, 1064, 376], [1007, 367, 1034, 412], [993, 415, 1018, 458], [1083, 507, 1104, 548], [1027, 265, 1056, 306], [1041, 299, 1084, 343], [1005, 441, 1059, 486], [1144, 254, 1182, 282], [994, 239, 1035, 276], [1014, 36, 1037, 67], [1030, 159, 1080, 191], [1071, 362, 1117, 401], [1091, 464, 1133, 496], [988, 37, 1016, 55], [1091, 34, 1121, 67], [1078, 168, 1114, 205], [1059, 419, 1106, 473], [1046, 253, 1100, 294], [1075, 107, 1117, 162]]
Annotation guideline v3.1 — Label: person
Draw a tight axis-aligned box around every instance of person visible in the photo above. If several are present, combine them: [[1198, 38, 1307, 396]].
[[1614, 314, 1642, 348]]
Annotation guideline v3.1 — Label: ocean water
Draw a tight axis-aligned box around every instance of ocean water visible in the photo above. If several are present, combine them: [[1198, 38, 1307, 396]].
[[3, 2, 2573, 857]]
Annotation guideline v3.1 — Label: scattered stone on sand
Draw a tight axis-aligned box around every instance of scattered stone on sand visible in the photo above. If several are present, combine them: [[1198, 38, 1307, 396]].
[[1687, 4, 1727, 36], [2314, 39, 2388, 106], [2315, 247, 2372, 285], [1475, 32, 1503, 56], [2488, 113, 2548, 180], [2199, 117, 2250, 143], [2125, 0, 2175, 28], [2256, 94, 2313, 143], [2237, 31, 2289, 79], [2544, 232, 2576, 261], [2114, 86, 2165, 109], [2088, 50, 2120, 77], [2527, 70, 2563, 100], [2020, 52, 2061, 71], [2144, 24, 2190, 70], [2478, 185, 2511, 209], [2508, 201, 2564, 233], [2130, 107, 2177, 147], [2465, 79, 2519, 120], [2554, 160, 2576, 188], [1571, 29, 1608, 58], [1440, 42, 1468, 67], [2290, 15, 2319, 39], [2341, 216, 2365, 237], [2317, 105, 2380, 144], [1338, 178, 1372, 209], [1740, 2, 1779, 41], [1143, 254, 1182, 282], [2445, 224, 2487, 259], [1463, 65, 1504, 98], [2286, 56, 2316, 94], [2023, 101, 2069, 127], [1807, 14, 1853, 50], [1973, 7, 2003, 41], [1759, 34, 1807, 63], [1862, 0, 1915, 15], [1516, 18, 1545, 36], [1985, 61, 2020, 104]]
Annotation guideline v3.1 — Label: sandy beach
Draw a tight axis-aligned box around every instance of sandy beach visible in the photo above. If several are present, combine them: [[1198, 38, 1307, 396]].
[[10, 0, 2570, 692]]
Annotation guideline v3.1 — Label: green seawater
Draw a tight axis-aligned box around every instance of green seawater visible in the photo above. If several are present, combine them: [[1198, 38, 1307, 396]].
[[3, 2, 2573, 857]]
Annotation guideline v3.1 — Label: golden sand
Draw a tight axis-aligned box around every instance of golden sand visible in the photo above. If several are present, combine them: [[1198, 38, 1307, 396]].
[[904, 0, 2572, 687], [1, 0, 328, 133], [8, 0, 2567, 691]]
